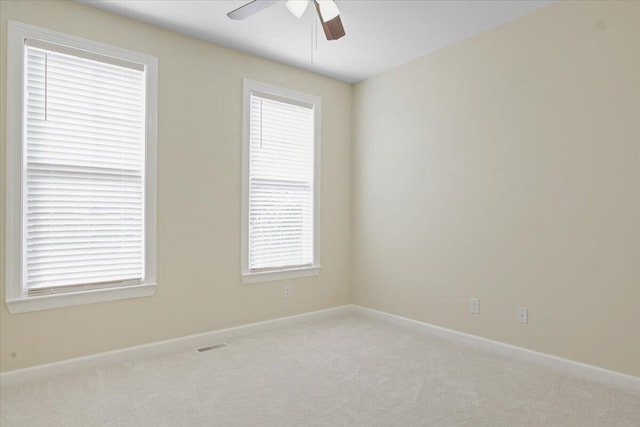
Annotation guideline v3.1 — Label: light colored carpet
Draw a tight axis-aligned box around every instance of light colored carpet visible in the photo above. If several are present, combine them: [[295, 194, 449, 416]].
[[1, 312, 639, 426]]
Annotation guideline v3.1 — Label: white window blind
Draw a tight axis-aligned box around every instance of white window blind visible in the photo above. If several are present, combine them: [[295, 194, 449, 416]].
[[248, 92, 315, 272], [24, 40, 146, 296]]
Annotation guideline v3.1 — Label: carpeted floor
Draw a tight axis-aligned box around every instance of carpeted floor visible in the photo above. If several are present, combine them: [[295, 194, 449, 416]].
[[1, 313, 639, 426]]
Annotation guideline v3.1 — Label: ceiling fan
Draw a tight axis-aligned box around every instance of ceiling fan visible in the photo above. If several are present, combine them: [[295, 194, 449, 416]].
[[227, 0, 346, 41]]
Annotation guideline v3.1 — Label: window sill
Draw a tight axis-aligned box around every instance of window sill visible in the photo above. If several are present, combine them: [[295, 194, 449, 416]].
[[242, 266, 320, 285], [6, 283, 157, 314]]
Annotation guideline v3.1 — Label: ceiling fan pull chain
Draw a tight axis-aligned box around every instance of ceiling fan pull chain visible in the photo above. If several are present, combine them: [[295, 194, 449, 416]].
[[310, 8, 314, 64]]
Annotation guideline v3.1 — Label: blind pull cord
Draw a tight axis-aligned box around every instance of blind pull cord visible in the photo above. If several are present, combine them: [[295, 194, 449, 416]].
[[260, 98, 263, 148], [44, 52, 48, 121]]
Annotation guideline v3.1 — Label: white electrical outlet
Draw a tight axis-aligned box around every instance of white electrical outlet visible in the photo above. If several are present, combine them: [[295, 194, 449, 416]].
[[284, 285, 291, 298], [517, 307, 528, 323], [470, 298, 479, 314]]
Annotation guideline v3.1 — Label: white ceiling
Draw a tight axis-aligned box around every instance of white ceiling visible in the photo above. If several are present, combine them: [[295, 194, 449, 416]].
[[78, 0, 555, 83]]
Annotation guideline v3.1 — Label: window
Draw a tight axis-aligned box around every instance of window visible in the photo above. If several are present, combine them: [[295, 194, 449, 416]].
[[241, 80, 321, 284], [5, 22, 158, 313]]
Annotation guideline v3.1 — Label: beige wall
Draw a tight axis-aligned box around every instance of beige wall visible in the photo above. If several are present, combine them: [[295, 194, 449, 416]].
[[352, 1, 640, 376], [0, 0, 352, 372]]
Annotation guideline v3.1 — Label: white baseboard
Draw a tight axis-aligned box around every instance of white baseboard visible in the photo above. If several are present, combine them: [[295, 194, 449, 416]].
[[4, 304, 638, 394], [349, 305, 640, 394], [0, 305, 351, 388]]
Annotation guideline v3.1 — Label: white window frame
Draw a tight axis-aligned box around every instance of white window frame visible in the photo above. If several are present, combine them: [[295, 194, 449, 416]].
[[5, 21, 158, 313], [241, 79, 321, 284]]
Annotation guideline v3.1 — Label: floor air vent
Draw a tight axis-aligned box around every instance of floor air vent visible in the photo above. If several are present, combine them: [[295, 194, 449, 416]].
[[197, 343, 228, 352]]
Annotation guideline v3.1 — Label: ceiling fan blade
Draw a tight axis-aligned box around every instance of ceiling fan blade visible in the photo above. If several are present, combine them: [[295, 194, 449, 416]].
[[314, 1, 345, 40], [321, 15, 345, 40], [227, 0, 278, 21]]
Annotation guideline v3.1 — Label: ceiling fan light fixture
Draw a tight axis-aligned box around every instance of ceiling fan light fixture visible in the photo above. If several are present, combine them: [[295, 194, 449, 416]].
[[286, 0, 309, 18], [315, 0, 340, 22]]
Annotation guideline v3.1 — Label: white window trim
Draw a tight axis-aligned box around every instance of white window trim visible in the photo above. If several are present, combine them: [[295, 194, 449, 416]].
[[241, 79, 321, 285], [5, 21, 158, 313]]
